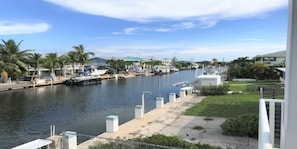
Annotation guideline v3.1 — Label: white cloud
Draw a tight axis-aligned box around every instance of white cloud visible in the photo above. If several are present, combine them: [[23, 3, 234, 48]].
[[44, 0, 287, 26], [91, 41, 285, 61], [113, 22, 196, 34], [124, 27, 139, 34], [0, 21, 50, 35]]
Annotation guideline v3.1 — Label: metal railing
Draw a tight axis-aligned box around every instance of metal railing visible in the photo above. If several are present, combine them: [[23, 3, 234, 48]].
[[258, 99, 284, 149]]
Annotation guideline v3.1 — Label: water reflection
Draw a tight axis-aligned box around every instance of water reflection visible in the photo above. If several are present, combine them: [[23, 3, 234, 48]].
[[0, 70, 197, 148]]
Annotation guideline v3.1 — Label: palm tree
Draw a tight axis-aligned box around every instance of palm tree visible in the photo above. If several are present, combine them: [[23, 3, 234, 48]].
[[0, 39, 32, 80], [57, 55, 69, 77], [43, 52, 58, 80], [72, 44, 94, 72], [0, 60, 8, 82], [67, 51, 78, 76], [27, 53, 43, 79]]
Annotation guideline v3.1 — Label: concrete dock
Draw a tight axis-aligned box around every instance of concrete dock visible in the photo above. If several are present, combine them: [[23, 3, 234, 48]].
[[78, 95, 258, 149]]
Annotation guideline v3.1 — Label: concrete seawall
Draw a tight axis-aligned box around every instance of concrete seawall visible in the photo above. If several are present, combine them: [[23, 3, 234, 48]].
[[78, 95, 204, 149]]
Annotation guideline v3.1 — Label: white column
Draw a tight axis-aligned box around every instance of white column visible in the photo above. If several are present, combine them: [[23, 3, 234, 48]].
[[283, 0, 297, 148], [135, 105, 143, 119], [169, 93, 176, 103], [62, 131, 77, 149], [179, 89, 186, 98], [156, 97, 164, 108], [106, 115, 119, 132]]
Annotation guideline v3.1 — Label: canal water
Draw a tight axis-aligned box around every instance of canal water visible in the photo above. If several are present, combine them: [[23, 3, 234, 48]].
[[0, 70, 198, 149]]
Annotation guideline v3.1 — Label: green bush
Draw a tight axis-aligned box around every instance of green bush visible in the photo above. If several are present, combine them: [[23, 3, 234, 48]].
[[200, 84, 229, 96], [220, 114, 258, 138], [133, 134, 197, 148], [90, 134, 223, 149]]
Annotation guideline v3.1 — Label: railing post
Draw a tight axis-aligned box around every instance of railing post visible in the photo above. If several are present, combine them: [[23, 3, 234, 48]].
[[259, 99, 273, 149], [260, 88, 263, 99], [269, 100, 275, 146]]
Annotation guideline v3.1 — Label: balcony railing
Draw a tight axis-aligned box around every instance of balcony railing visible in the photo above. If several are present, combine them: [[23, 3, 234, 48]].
[[259, 99, 284, 149]]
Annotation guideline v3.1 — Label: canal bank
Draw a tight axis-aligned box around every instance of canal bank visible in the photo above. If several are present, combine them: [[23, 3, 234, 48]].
[[0, 73, 149, 92], [68, 94, 257, 149], [1, 70, 198, 148]]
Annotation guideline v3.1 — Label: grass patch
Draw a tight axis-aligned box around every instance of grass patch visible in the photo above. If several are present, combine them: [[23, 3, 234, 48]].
[[185, 81, 262, 118], [184, 80, 282, 118], [204, 117, 214, 121], [184, 93, 259, 117], [193, 125, 204, 130]]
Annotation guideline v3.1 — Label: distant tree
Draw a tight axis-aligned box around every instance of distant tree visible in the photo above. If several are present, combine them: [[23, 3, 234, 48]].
[[227, 57, 253, 79], [144, 59, 162, 67], [72, 44, 94, 72], [57, 55, 69, 77], [44, 52, 58, 74], [171, 57, 177, 66], [212, 58, 218, 66], [227, 57, 278, 80], [250, 63, 269, 80], [67, 51, 78, 75], [107, 59, 126, 73], [27, 53, 43, 78]]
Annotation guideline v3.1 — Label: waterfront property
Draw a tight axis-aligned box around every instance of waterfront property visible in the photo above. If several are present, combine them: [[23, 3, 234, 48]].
[[1, 70, 197, 149], [254, 50, 286, 67]]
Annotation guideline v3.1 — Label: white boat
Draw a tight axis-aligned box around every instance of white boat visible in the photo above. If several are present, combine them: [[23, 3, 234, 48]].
[[170, 67, 180, 72], [84, 65, 107, 76], [153, 65, 170, 75], [203, 66, 219, 75], [64, 72, 102, 85]]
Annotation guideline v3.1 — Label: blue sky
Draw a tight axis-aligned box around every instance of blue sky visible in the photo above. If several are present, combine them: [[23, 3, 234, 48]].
[[0, 0, 288, 61]]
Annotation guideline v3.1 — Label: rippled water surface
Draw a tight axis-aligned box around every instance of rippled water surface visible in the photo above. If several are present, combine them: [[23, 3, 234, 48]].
[[0, 70, 197, 148]]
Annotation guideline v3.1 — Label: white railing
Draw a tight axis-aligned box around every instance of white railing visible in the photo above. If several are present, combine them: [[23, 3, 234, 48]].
[[258, 99, 284, 149]]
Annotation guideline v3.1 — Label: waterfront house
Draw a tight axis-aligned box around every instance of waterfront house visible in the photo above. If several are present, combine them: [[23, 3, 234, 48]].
[[254, 50, 286, 66], [89, 57, 110, 69]]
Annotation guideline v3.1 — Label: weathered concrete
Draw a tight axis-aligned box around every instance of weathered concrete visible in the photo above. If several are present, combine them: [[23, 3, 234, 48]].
[[78, 95, 258, 149]]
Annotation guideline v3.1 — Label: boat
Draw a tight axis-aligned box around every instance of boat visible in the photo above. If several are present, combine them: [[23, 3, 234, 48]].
[[195, 66, 222, 87], [202, 66, 219, 75], [153, 65, 170, 75], [84, 65, 107, 76], [64, 71, 102, 86], [170, 67, 180, 72]]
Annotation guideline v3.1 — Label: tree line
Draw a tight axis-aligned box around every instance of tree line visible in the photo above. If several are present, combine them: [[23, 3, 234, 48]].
[[0, 39, 94, 81], [0, 39, 192, 81], [227, 57, 279, 80]]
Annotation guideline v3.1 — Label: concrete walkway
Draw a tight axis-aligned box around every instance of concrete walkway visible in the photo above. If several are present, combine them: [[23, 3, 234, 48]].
[[78, 95, 258, 149]]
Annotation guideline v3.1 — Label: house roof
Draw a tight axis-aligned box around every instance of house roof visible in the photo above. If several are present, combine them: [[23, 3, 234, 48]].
[[255, 50, 286, 58], [123, 56, 144, 61]]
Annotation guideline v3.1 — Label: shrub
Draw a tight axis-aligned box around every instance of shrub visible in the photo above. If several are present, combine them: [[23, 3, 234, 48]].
[[220, 114, 258, 138], [90, 134, 223, 149], [204, 117, 214, 121], [133, 134, 196, 148], [193, 125, 204, 130], [200, 84, 229, 96]]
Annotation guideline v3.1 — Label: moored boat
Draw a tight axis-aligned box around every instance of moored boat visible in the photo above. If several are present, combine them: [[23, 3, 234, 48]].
[[64, 72, 102, 86]]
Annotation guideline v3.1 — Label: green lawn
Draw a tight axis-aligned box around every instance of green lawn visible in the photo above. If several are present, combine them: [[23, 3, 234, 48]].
[[184, 93, 259, 117], [184, 81, 280, 118]]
